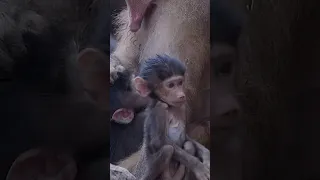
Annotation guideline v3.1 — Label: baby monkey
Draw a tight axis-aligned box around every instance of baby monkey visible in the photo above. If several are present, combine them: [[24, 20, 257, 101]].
[[133, 55, 210, 180]]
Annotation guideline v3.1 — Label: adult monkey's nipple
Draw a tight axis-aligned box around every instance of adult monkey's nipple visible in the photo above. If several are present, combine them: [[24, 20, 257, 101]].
[[126, 0, 153, 32], [129, 12, 144, 32]]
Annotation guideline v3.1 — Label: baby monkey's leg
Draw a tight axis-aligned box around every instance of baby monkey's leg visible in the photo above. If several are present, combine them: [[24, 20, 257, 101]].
[[186, 135, 210, 168], [170, 164, 185, 180], [141, 145, 174, 180], [162, 141, 195, 180], [182, 141, 196, 180], [162, 162, 185, 180], [169, 141, 210, 180]]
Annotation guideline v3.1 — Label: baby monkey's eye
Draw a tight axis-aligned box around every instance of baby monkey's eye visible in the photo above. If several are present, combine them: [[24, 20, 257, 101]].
[[168, 83, 174, 88], [178, 80, 183, 86]]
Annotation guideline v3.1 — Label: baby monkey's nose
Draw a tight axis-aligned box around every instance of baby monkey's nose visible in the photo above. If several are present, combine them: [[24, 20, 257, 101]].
[[178, 93, 186, 100]]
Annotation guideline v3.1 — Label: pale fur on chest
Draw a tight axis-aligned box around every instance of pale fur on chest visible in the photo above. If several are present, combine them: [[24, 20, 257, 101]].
[[164, 105, 188, 178], [166, 105, 186, 147]]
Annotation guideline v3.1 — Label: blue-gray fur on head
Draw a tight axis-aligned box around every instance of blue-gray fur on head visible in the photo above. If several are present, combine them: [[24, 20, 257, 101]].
[[138, 54, 186, 86]]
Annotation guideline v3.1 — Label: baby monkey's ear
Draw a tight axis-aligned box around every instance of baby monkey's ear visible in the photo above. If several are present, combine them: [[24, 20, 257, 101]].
[[134, 77, 151, 97]]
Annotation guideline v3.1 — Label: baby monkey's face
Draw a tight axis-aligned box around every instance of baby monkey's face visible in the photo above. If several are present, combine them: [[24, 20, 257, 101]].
[[155, 75, 186, 107]]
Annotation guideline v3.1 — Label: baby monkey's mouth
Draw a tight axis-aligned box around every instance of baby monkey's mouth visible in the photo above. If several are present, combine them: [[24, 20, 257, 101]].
[[171, 100, 185, 107]]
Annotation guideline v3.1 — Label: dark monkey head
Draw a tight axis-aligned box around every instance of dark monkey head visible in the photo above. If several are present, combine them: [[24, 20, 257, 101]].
[[134, 54, 187, 107], [210, 0, 244, 125], [77, 48, 148, 124], [110, 70, 149, 124], [110, 70, 133, 112]]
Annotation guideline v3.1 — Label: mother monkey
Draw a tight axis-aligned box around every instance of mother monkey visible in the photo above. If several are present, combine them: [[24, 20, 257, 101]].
[[110, 0, 210, 148]]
